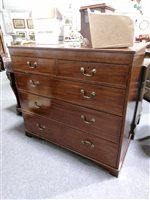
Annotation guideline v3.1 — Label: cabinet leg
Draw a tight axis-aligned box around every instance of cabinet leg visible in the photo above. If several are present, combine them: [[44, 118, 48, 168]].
[[131, 132, 135, 140], [25, 131, 42, 139], [6, 71, 22, 115], [109, 170, 119, 177], [25, 131, 32, 137], [16, 107, 22, 116], [137, 115, 141, 125], [130, 122, 136, 140]]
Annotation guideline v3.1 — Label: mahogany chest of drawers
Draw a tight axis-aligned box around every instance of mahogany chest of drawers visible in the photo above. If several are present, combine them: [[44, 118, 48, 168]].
[[8, 44, 146, 176]]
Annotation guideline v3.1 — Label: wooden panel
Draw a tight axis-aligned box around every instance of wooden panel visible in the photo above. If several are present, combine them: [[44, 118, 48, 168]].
[[11, 56, 56, 75], [8, 46, 134, 65], [19, 92, 122, 143], [57, 60, 128, 88], [24, 113, 118, 168], [15, 73, 125, 115]]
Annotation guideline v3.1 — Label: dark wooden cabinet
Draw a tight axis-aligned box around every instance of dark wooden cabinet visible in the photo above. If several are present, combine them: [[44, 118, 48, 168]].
[[0, 31, 21, 113], [144, 68, 150, 101], [3, 57, 22, 115], [0, 31, 6, 72], [8, 44, 146, 177], [144, 50, 150, 102]]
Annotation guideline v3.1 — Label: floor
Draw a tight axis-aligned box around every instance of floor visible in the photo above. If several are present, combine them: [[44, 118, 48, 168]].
[[0, 71, 150, 199]]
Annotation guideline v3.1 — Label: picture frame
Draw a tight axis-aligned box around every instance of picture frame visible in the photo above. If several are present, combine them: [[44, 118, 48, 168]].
[[26, 19, 34, 29], [64, 17, 73, 26], [13, 19, 25, 29], [29, 31, 35, 40], [16, 31, 27, 39]]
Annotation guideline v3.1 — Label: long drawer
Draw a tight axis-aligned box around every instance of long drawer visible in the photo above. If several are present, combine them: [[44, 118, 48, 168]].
[[23, 113, 118, 168], [15, 73, 125, 115], [19, 92, 122, 143], [11, 56, 128, 88], [11, 56, 56, 74], [57, 60, 128, 88]]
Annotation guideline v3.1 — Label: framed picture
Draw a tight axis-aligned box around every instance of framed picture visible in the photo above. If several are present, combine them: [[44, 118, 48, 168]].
[[13, 19, 25, 29], [16, 31, 27, 39], [29, 31, 35, 40], [26, 19, 34, 29], [64, 17, 73, 26]]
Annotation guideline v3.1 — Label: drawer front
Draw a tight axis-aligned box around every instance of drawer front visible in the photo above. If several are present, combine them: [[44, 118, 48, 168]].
[[15, 73, 125, 115], [24, 113, 118, 168], [19, 92, 122, 143], [57, 60, 128, 88], [11, 56, 56, 74]]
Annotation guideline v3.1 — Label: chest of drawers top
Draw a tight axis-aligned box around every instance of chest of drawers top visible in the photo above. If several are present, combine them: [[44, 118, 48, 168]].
[[9, 44, 142, 63], [9, 44, 146, 87], [9, 44, 146, 70]]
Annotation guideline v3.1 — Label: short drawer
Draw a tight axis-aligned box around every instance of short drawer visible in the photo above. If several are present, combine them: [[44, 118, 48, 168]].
[[11, 56, 56, 75], [24, 113, 118, 168], [19, 92, 122, 143], [15, 73, 125, 115], [57, 60, 129, 88]]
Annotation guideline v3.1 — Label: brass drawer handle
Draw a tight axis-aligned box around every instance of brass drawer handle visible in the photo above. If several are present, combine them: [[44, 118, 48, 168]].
[[36, 123, 45, 131], [27, 61, 38, 69], [81, 115, 95, 124], [80, 67, 96, 77], [26, 61, 31, 67], [80, 89, 96, 99], [29, 80, 40, 87], [81, 140, 95, 148], [34, 101, 41, 109]]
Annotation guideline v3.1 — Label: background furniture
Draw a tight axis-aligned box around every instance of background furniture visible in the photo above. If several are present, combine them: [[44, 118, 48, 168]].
[[3, 57, 22, 115], [144, 68, 150, 102], [130, 56, 150, 139], [144, 48, 150, 102], [8, 43, 146, 177], [0, 56, 5, 71], [0, 31, 6, 72], [0, 30, 21, 114]]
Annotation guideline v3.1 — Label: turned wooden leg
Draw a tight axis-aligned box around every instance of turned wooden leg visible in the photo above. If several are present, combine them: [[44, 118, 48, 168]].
[[130, 121, 136, 140], [131, 133, 135, 140], [6, 71, 22, 115], [0, 57, 5, 71]]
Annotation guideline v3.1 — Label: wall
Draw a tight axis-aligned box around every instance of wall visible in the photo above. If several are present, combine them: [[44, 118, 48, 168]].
[[0, 0, 150, 52]]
